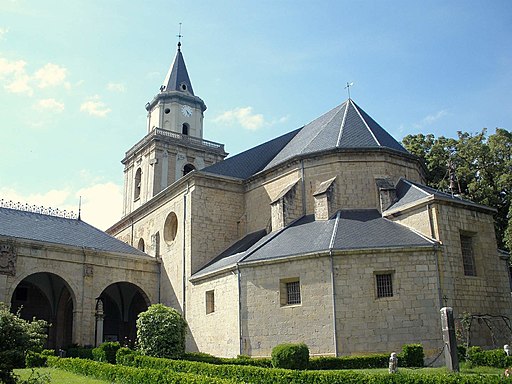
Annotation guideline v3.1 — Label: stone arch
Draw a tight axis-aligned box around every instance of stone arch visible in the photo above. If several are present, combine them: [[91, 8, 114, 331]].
[[183, 163, 195, 176], [134, 168, 142, 200], [96, 281, 150, 346], [10, 272, 77, 349], [137, 238, 145, 252], [182, 123, 189, 135]]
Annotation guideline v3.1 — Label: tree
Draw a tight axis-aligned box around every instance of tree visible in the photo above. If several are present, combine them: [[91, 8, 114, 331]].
[[402, 128, 512, 251], [136, 304, 187, 359], [0, 302, 47, 384]]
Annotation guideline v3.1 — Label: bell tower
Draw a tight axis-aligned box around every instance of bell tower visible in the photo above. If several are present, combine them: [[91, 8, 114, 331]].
[[121, 42, 227, 216]]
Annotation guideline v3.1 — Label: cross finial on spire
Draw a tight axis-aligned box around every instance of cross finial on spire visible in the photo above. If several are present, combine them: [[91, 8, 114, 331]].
[[344, 82, 354, 99], [177, 23, 183, 51]]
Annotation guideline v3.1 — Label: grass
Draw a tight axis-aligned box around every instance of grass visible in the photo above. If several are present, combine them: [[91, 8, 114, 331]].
[[14, 368, 110, 384]]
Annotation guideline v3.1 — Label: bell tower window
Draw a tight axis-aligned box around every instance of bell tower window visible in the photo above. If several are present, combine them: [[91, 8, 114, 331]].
[[182, 123, 189, 135], [134, 168, 142, 200]]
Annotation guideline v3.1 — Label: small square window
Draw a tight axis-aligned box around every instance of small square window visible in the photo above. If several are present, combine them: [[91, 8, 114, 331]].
[[460, 234, 476, 276], [280, 278, 301, 306], [206, 290, 215, 314], [376, 273, 393, 298]]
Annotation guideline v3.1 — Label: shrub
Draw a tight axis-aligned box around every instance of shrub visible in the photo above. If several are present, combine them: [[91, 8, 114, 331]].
[[116, 347, 136, 365], [466, 346, 512, 368], [271, 343, 309, 370], [309, 353, 389, 370], [0, 302, 47, 384], [65, 345, 94, 359], [399, 343, 424, 367], [92, 341, 120, 364], [136, 304, 187, 359], [25, 351, 47, 368], [180, 352, 272, 368]]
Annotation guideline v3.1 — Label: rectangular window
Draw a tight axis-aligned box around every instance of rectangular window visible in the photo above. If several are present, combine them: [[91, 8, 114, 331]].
[[376, 273, 393, 298], [206, 290, 215, 314], [280, 278, 301, 306], [461, 234, 476, 276]]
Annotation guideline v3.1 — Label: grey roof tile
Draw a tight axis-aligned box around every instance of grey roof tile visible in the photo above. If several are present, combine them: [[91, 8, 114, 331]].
[[0, 207, 147, 256], [201, 129, 300, 179], [163, 45, 194, 95], [194, 209, 434, 277], [387, 178, 493, 212]]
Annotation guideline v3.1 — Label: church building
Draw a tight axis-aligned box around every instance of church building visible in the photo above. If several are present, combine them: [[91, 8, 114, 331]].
[[1, 41, 511, 358]]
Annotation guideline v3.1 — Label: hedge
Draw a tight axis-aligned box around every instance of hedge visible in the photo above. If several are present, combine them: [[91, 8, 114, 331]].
[[309, 353, 389, 370], [92, 341, 120, 364], [271, 343, 309, 370], [467, 347, 512, 368], [118, 352, 512, 384], [46, 356, 235, 384], [180, 352, 272, 368]]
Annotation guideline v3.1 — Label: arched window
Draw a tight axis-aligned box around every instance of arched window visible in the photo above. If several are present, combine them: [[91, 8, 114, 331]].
[[182, 123, 189, 135], [137, 238, 145, 252], [163, 213, 178, 244], [134, 168, 142, 200], [183, 163, 195, 176]]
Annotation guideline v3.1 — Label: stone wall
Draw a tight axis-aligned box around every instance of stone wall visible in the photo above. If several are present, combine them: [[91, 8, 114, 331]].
[[239, 256, 335, 357], [187, 271, 240, 357]]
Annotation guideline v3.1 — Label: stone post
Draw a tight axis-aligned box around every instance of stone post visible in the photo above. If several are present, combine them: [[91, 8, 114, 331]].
[[440, 307, 459, 372], [95, 298, 104, 347]]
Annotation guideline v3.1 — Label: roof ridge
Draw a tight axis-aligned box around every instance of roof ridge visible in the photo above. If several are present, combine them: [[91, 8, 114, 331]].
[[336, 100, 350, 147], [401, 178, 431, 198], [350, 99, 381, 146]]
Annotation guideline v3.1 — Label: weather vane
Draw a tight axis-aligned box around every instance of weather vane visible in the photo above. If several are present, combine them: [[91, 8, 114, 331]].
[[177, 23, 183, 49], [345, 82, 354, 99]]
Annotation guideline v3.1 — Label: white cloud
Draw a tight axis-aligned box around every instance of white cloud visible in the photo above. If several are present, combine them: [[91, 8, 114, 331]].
[[0, 28, 8, 40], [0, 57, 33, 95], [34, 63, 68, 88], [80, 95, 111, 117], [214, 106, 266, 131], [35, 98, 65, 112], [107, 82, 126, 92], [0, 182, 122, 231], [413, 110, 448, 129]]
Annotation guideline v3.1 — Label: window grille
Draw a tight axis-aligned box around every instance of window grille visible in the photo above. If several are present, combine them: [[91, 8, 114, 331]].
[[376, 273, 393, 298], [461, 235, 476, 276], [286, 281, 301, 305]]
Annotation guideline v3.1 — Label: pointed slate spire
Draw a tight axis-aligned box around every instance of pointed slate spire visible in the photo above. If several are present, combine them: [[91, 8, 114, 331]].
[[161, 42, 195, 95]]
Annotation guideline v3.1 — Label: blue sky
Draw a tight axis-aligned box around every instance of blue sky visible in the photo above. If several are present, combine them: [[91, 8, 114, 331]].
[[0, 0, 510, 229]]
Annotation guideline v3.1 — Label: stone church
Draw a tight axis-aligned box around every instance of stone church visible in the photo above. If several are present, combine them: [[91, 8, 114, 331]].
[[1, 42, 511, 358]]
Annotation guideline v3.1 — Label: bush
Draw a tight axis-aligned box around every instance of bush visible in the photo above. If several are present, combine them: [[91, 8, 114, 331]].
[[399, 343, 424, 367], [92, 341, 121, 364], [116, 347, 137, 365], [47, 356, 233, 384], [0, 302, 47, 384], [25, 351, 47, 368], [271, 343, 309, 370], [180, 352, 272, 368], [65, 345, 94, 359], [466, 346, 512, 368], [309, 353, 389, 370], [136, 304, 187, 359]]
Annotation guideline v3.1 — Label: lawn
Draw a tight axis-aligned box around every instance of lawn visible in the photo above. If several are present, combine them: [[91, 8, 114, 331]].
[[14, 368, 110, 384]]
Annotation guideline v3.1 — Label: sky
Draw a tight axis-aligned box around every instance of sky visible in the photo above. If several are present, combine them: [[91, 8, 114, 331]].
[[0, 0, 510, 230]]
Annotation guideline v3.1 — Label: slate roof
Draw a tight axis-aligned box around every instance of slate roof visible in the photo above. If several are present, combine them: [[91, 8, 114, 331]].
[[162, 43, 194, 95], [386, 178, 494, 212], [0, 207, 147, 257], [202, 99, 409, 180], [192, 209, 435, 279]]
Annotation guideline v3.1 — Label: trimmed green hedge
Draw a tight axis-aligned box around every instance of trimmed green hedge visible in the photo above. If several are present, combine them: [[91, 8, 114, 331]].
[[309, 353, 389, 370], [46, 356, 235, 384], [92, 341, 120, 364], [118, 352, 512, 384], [467, 347, 512, 368], [180, 352, 272, 368], [271, 343, 309, 370], [65, 346, 94, 359]]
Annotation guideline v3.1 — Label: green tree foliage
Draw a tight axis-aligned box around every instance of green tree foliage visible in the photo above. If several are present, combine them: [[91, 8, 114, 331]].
[[0, 302, 48, 384], [136, 303, 187, 359], [402, 128, 512, 250]]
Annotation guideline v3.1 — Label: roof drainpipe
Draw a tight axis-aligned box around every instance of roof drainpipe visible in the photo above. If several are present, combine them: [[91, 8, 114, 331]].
[[329, 211, 341, 356], [182, 182, 189, 318], [236, 264, 243, 356], [300, 159, 306, 216]]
